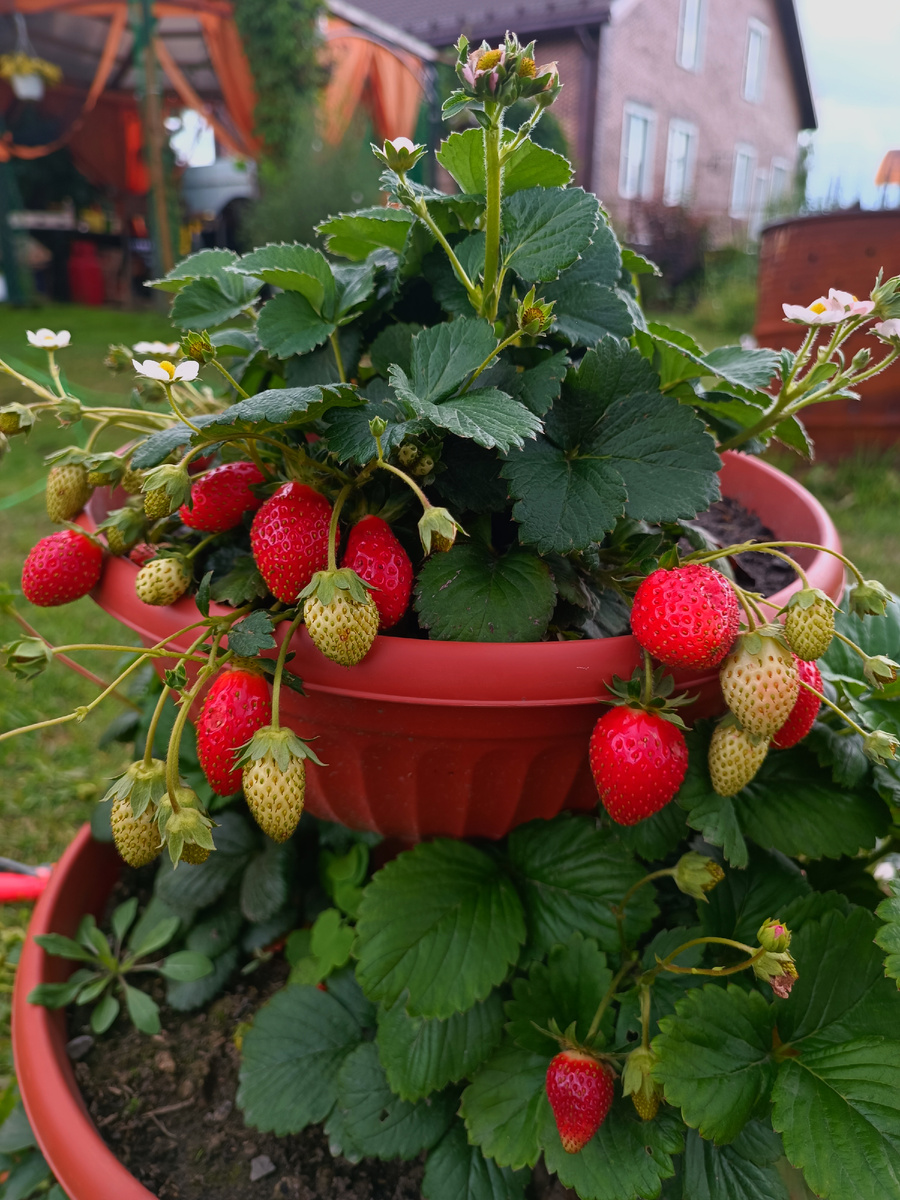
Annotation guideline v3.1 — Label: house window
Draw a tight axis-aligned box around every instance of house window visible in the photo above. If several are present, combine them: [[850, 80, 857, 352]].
[[743, 19, 769, 103], [748, 168, 769, 240], [769, 157, 791, 205], [663, 120, 698, 206], [619, 103, 656, 200], [677, 0, 706, 71], [730, 143, 757, 218]]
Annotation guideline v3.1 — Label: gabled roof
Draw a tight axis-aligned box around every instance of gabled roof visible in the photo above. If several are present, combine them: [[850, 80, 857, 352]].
[[344, 0, 612, 46], [773, 0, 816, 129]]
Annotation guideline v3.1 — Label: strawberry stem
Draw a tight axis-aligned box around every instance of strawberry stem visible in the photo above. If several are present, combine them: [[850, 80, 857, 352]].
[[642, 935, 762, 984], [271, 612, 304, 728], [329, 333, 347, 384], [732, 583, 762, 630], [211, 358, 250, 400], [327, 484, 354, 571], [163, 382, 204, 436], [640, 650, 654, 707], [164, 631, 231, 808], [796, 675, 869, 738], [639, 985, 652, 1051], [143, 629, 210, 767], [375, 459, 433, 511], [685, 540, 865, 587], [585, 956, 638, 1046]]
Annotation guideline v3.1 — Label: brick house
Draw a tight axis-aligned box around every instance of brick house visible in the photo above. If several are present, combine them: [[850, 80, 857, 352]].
[[347, 0, 816, 243]]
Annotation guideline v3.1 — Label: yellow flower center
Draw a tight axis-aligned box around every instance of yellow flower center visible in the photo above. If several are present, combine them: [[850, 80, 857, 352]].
[[518, 57, 536, 78], [523, 306, 545, 327], [477, 49, 502, 72], [158, 360, 177, 379], [809, 302, 827, 314]]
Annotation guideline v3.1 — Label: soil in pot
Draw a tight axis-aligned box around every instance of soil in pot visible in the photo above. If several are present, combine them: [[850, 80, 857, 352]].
[[692, 497, 795, 597]]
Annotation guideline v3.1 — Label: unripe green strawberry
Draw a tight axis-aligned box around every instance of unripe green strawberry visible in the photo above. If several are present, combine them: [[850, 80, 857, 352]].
[[783, 588, 836, 660], [135, 556, 191, 606], [46, 463, 91, 523], [179, 842, 211, 864], [301, 567, 379, 666], [708, 721, 769, 796], [121, 466, 145, 494], [105, 527, 129, 556], [0, 410, 20, 434], [111, 794, 161, 867], [240, 727, 324, 842], [719, 630, 799, 738], [144, 487, 172, 520]]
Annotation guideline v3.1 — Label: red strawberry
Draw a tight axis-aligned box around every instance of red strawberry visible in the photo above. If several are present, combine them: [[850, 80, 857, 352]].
[[341, 515, 414, 629], [772, 657, 822, 749], [21, 530, 103, 607], [631, 564, 740, 670], [129, 542, 159, 568], [589, 706, 689, 825], [250, 483, 333, 603], [180, 461, 266, 534], [546, 1050, 614, 1154], [195, 665, 272, 795]]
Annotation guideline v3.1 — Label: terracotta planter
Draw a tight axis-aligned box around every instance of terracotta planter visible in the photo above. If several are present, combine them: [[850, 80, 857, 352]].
[[755, 210, 900, 458], [83, 452, 842, 841], [12, 825, 153, 1200]]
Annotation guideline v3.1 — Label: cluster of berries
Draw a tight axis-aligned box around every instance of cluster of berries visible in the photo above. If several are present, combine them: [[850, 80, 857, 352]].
[[589, 562, 839, 825]]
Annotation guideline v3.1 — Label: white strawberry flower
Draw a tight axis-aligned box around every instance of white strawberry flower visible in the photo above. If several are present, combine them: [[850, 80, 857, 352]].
[[132, 358, 200, 382], [783, 288, 875, 325], [27, 328, 71, 349], [872, 319, 900, 344], [133, 341, 181, 356]]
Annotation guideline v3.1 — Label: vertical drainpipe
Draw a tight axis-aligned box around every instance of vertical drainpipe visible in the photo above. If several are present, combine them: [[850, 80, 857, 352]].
[[575, 22, 602, 193]]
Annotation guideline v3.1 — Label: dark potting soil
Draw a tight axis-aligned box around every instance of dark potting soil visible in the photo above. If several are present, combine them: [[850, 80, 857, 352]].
[[692, 496, 796, 598]]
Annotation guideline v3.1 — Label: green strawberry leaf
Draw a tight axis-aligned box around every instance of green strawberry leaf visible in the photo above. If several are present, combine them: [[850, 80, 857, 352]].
[[422, 1119, 530, 1200], [129, 415, 221, 470], [699, 846, 810, 946], [166, 944, 239, 1011], [392, 369, 543, 453], [876, 883, 900, 986], [460, 1041, 549, 1169], [678, 1124, 789, 1200], [407, 318, 498, 402], [653, 984, 777, 1144], [231, 244, 336, 316], [237, 969, 374, 1134], [505, 933, 613, 1054], [324, 395, 417, 466], [239, 841, 292, 924], [435, 128, 572, 196], [541, 228, 634, 346], [317, 206, 415, 260], [540, 1101, 684, 1200], [209, 555, 269, 607], [256, 290, 336, 357], [155, 811, 256, 916], [502, 187, 599, 282], [772, 1039, 900, 1200], [332, 1042, 456, 1160], [376, 991, 505, 1102], [414, 543, 557, 643], [147, 248, 239, 292], [170, 274, 261, 330], [616, 800, 690, 862], [228, 610, 276, 656], [354, 840, 526, 1019], [507, 816, 658, 957]]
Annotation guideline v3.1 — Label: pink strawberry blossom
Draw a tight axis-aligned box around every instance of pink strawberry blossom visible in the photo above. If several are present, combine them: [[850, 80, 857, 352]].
[[783, 288, 875, 325]]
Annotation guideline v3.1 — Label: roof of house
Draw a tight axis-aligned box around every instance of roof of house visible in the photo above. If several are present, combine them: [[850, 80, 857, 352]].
[[349, 0, 816, 129]]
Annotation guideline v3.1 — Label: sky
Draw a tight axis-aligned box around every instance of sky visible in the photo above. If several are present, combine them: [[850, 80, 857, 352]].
[[795, 0, 900, 208]]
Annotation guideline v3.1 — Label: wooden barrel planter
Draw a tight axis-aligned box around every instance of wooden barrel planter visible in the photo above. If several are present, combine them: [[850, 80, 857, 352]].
[[754, 210, 900, 458]]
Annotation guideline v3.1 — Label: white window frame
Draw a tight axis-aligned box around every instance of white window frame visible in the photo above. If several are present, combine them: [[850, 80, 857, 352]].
[[769, 156, 791, 204], [663, 119, 698, 206], [618, 102, 657, 201], [748, 167, 770, 240], [743, 18, 769, 103], [730, 142, 757, 219], [676, 0, 706, 72]]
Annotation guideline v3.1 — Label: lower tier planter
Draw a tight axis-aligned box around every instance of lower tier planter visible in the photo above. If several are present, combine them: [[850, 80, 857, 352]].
[[12, 825, 154, 1200], [84, 451, 843, 841]]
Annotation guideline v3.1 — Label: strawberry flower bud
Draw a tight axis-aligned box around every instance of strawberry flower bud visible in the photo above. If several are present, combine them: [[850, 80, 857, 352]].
[[372, 137, 426, 174], [757, 918, 792, 953], [516, 286, 555, 335], [673, 851, 725, 901], [872, 319, 900, 346], [181, 330, 216, 364], [863, 729, 900, 764], [849, 578, 892, 618], [1, 636, 53, 681], [863, 654, 900, 688], [104, 343, 133, 373]]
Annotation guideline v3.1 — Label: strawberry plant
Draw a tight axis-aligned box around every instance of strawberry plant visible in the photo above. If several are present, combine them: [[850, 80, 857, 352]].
[[3, 29, 900, 1200]]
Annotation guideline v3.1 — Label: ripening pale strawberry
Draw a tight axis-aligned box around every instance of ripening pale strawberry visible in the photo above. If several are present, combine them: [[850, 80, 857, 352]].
[[341, 515, 414, 629], [589, 706, 689, 825], [708, 721, 769, 795], [135, 556, 191, 606], [195, 665, 272, 795], [719, 631, 799, 739], [250, 482, 333, 602], [111, 794, 161, 868], [302, 568, 380, 666], [46, 463, 92, 523], [21, 530, 104, 606], [546, 1051, 615, 1154], [772, 657, 822, 749], [630, 564, 740, 670], [240, 727, 324, 842], [783, 588, 836, 661], [180, 460, 266, 534]]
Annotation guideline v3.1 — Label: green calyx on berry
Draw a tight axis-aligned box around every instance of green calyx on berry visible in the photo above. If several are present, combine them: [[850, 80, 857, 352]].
[[621, 1046, 663, 1121], [758, 918, 792, 953], [84, 451, 126, 488], [1, 636, 53, 681], [102, 758, 168, 819], [418, 506, 464, 555], [142, 463, 192, 516], [239, 726, 325, 773], [516, 286, 555, 335], [604, 667, 694, 729], [672, 851, 725, 902], [97, 503, 147, 556], [299, 566, 373, 608], [848, 578, 892, 618], [863, 654, 900, 688], [863, 728, 900, 764], [158, 787, 216, 866]]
